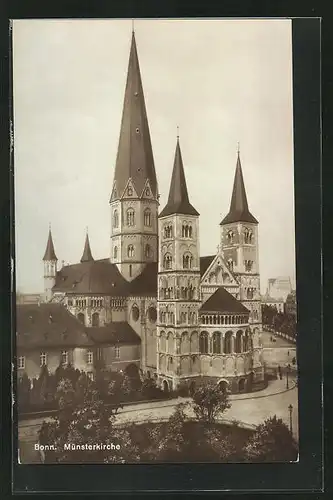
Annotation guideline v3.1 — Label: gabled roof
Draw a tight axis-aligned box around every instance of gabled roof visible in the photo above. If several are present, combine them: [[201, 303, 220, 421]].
[[80, 233, 94, 263], [88, 322, 140, 345], [129, 262, 158, 296], [159, 139, 199, 218], [200, 255, 215, 277], [111, 31, 158, 201], [52, 259, 130, 295], [221, 153, 258, 225], [200, 286, 250, 314], [43, 229, 57, 261], [16, 303, 93, 349]]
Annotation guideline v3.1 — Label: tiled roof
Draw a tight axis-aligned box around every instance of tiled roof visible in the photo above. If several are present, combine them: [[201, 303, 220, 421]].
[[52, 259, 130, 295], [159, 139, 199, 218], [200, 287, 250, 314], [200, 255, 215, 277], [16, 303, 93, 349], [129, 262, 158, 296], [221, 153, 258, 225], [87, 322, 140, 345]]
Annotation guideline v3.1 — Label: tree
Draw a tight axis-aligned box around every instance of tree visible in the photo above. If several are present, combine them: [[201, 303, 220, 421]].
[[158, 403, 189, 460], [191, 383, 231, 424], [39, 376, 125, 463], [244, 415, 298, 462]]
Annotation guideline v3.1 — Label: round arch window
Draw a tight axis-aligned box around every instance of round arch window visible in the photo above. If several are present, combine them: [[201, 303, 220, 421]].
[[148, 306, 157, 323], [132, 305, 140, 322]]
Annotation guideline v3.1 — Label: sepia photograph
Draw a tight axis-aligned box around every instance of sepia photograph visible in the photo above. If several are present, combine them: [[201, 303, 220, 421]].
[[13, 18, 298, 464]]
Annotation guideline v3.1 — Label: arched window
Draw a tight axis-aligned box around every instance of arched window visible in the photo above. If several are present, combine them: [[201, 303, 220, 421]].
[[40, 352, 47, 366], [224, 331, 233, 354], [183, 253, 193, 269], [145, 244, 152, 259], [189, 226, 193, 238], [199, 332, 209, 354], [113, 246, 118, 260], [244, 228, 253, 244], [148, 306, 157, 323], [61, 350, 68, 365], [132, 305, 140, 322], [126, 208, 135, 226], [164, 224, 173, 238], [163, 253, 172, 270], [227, 230, 234, 244], [127, 245, 134, 258], [244, 260, 253, 272], [92, 312, 99, 327], [227, 258, 234, 272], [213, 332, 222, 354], [127, 186, 133, 196], [144, 208, 151, 226], [235, 331, 243, 353], [77, 313, 85, 325], [113, 209, 119, 228]]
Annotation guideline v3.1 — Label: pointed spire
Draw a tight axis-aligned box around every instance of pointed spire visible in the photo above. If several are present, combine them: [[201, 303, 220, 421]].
[[159, 138, 199, 218], [221, 152, 258, 225], [80, 231, 94, 263], [111, 31, 157, 201], [43, 227, 57, 261]]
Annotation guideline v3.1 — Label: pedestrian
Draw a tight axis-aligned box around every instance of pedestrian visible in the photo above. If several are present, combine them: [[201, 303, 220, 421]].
[[278, 365, 282, 380]]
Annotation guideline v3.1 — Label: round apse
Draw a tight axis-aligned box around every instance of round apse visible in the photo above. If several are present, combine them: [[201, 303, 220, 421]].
[[132, 305, 140, 322]]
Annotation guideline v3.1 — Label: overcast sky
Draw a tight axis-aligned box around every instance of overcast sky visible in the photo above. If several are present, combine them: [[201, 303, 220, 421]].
[[13, 19, 295, 294]]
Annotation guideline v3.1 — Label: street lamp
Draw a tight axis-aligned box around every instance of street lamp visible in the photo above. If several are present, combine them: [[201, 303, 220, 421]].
[[288, 404, 293, 435], [286, 363, 291, 390]]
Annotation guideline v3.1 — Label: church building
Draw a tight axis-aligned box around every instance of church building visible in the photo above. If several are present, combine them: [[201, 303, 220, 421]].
[[18, 30, 264, 393]]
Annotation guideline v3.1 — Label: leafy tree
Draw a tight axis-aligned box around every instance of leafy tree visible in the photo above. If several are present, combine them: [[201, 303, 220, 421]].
[[244, 415, 298, 462], [191, 383, 231, 424], [38, 377, 125, 463], [158, 403, 189, 460]]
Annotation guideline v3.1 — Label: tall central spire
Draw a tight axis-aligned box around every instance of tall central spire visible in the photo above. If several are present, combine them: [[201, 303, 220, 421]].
[[111, 31, 157, 200], [159, 138, 199, 217], [221, 152, 258, 225]]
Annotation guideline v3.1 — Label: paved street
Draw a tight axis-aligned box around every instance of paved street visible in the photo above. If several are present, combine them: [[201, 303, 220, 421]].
[[261, 329, 296, 348]]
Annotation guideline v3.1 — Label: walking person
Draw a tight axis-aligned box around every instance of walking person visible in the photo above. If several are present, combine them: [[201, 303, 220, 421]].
[[278, 364, 282, 380]]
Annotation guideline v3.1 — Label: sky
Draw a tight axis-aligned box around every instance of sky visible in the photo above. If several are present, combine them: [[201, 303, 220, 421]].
[[12, 19, 295, 294]]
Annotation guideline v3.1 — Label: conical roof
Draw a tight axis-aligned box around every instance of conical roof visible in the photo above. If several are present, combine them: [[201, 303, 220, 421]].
[[111, 31, 158, 200], [159, 139, 199, 218], [221, 152, 258, 225], [43, 229, 57, 261], [80, 233, 94, 263]]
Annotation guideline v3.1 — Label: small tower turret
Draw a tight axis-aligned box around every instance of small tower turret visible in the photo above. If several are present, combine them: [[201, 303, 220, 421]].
[[42, 226, 58, 302]]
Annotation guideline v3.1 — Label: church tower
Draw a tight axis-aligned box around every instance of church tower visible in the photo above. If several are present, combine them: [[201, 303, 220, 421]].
[[42, 227, 58, 302], [220, 151, 262, 346], [110, 31, 158, 281], [157, 137, 200, 391]]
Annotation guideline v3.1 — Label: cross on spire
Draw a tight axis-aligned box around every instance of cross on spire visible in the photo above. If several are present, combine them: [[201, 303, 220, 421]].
[[177, 125, 179, 140], [237, 141, 240, 155]]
